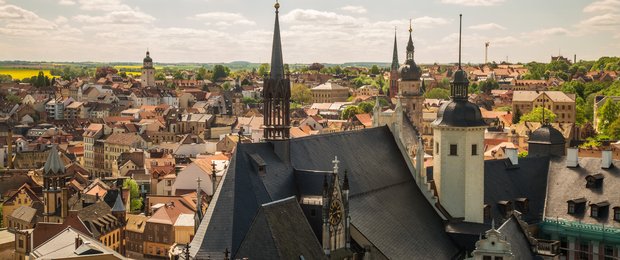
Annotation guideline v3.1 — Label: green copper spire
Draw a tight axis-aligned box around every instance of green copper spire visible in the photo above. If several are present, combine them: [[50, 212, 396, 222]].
[[391, 28, 399, 70], [270, 0, 284, 80]]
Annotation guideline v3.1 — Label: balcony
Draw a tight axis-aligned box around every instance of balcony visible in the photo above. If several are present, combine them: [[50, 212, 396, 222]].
[[536, 239, 560, 256]]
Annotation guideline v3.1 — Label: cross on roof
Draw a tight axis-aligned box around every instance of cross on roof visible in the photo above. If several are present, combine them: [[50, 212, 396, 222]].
[[332, 156, 339, 173]]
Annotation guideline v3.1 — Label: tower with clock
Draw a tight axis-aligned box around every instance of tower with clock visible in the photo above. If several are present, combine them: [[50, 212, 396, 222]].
[[322, 156, 351, 257]]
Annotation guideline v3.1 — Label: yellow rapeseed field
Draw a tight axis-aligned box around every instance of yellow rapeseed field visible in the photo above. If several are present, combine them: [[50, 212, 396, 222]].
[[0, 68, 53, 80]]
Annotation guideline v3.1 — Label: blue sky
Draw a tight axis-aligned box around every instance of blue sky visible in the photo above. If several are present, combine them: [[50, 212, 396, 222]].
[[0, 0, 618, 64]]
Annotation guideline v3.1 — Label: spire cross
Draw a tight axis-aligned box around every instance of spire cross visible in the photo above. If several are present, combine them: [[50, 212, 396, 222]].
[[409, 19, 412, 33], [332, 156, 340, 173], [196, 177, 202, 186]]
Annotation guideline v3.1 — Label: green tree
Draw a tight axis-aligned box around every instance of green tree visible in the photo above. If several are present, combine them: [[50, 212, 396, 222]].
[[123, 179, 143, 212], [173, 70, 185, 80], [357, 102, 374, 113], [196, 67, 207, 80], [370, 65, 380, 75], [607, 116, 620, 140], [5, 93, 21, 104], [520, 107, 557, 123], [479, 79, 499, 94], [597, 98, 620, 134], [257, 63, 269, 77], [512, 107, 522, 124], [341, 106, 362, 120], [212, 65, 230, 82], [424, 88, 450, 99], [291, 83, 312, 104], [155, 72, 166, 80], [222, 82, 232, 91], [0, 74, 12, 83]]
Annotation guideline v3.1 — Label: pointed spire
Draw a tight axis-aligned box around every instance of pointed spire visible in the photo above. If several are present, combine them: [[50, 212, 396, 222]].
[[112, 188, 126, 212], [406, 19, 414, 61], [450, 14, 469, 100], [270, 0, 284, 80], [343, 170, 349, 191], [44, 145, 65, 176], [458, 14, 462, 69], [391, 27, 399, 70]]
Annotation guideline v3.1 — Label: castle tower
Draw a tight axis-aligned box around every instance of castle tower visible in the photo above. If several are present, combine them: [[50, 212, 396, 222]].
[[42, 145, 69, 223], [141, 50, 156, 87], [398, 21, 424, 130], [389, 29, 399, 99], [262, 1, 291, 141], [431, 15, 487, 223]]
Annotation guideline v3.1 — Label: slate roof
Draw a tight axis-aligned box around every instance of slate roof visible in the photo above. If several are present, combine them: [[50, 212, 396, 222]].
[[545, 157, 620, 225], [10, 205, 38, 223], [236, 197, 326, 260], [497, 215, 536, 260], [190, 126, 459, 259], [484, 157, 550, 225], [44, 145, 66, 176]]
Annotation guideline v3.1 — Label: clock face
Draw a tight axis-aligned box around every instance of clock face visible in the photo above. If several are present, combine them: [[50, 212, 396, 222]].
[[329, 200, 342, 226]]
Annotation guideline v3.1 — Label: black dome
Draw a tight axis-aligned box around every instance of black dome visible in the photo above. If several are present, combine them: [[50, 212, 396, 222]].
[[528, 125, 565, 145], [399, 62, 421, 81], [432, 100, 487, 127], [452, 69, 469, 85], [144, 51, 152, 62]]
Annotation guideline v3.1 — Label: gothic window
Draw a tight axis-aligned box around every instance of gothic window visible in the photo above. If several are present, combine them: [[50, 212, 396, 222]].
[[449, 144, 457, 156]]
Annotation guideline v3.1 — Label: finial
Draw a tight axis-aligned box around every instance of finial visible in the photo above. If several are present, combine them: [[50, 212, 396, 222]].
[[274, 0, 280, 12], [409, 19, 412, 33], [332, 156, 340, 174], [395, 26, 397, 34], [458, 14, 462, 69]]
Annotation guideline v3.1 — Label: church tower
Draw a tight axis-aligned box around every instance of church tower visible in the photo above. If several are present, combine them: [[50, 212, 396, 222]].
[[141, 50, 156, 87], [389, 29, 399, 99], [431, 15, 487, 223], [42, 145, 69, 223], [321, 157, 351, 258], [398, 21, 424, 129], [263, 1, 291, 141]]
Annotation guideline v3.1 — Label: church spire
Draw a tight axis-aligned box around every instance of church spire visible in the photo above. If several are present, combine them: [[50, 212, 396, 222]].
[[406, 19, 414, 63], [270, 0, 284, 80], [391, 27, 399, 71]]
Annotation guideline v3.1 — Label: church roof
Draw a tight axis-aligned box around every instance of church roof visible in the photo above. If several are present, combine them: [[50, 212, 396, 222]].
[[235, 197, 326, 260], [44, 145, 66, 176], [497, 214, 537, 260], [528, 125, 565, 145], [111, 189, 126, 212], [190, 126, 459, 259], [432, 100, 487, 127], [269, 2, 284, 80]]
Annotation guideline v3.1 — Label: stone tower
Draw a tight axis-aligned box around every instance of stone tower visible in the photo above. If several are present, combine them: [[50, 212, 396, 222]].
[[262, 1, 291, 141], [431, 15, 487, 223], [141, 50, 156, 87], [42, 145, 69, 223], [389, 29, 399, 99], [398, 21, 424, 129]]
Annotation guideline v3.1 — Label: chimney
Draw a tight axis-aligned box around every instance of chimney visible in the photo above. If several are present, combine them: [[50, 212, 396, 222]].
[[567, 147, 579, 168], [506, 147, 518, 165], [602, 150, 613, 169], [75, 235, 83, 249]]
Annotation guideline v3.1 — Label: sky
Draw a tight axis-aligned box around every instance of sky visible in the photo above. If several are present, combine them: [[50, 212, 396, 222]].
[[0, 0, 618, 64]]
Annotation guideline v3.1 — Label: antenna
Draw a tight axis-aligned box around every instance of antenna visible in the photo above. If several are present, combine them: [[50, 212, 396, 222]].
[[458, 14, 462, 69], [542, 95, 546, 125]]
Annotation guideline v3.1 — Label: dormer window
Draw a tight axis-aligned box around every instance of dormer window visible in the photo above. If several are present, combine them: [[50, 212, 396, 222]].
[[567, 198, 587, 214], [614, 207, 620, 221], [498, 201, 513, 218], [590, 201, 610, 218], [585, 174, 604, 189], [483, 204, 491, 221], [515, 198, 529, 214]]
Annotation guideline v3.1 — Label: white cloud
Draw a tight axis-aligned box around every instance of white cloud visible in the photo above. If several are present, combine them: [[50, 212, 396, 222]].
[[55, 16, 68, 24], [340, 5, 367, 14], [468, 23, 506, 30], [440, 0, 505, 6], [73, 10, 155, 24], [58, 0, 76, 6], [577, 13, 620, 30], [78, 0, 132, 12], [0, 5, 57, 30], [584, 0, 620, 13], [191, 12, 256, 26], [413, 16, 450, 28]]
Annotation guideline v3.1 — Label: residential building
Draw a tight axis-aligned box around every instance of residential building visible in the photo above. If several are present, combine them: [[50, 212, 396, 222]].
[[144, 202, 194, 258], [103, 133, 147, 176], [30, 226, 125, 259], [512, 91, 576, 124], [311, 81, 349, 103], [355, 85, 379, 97], [125, 214, 148, 259]]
